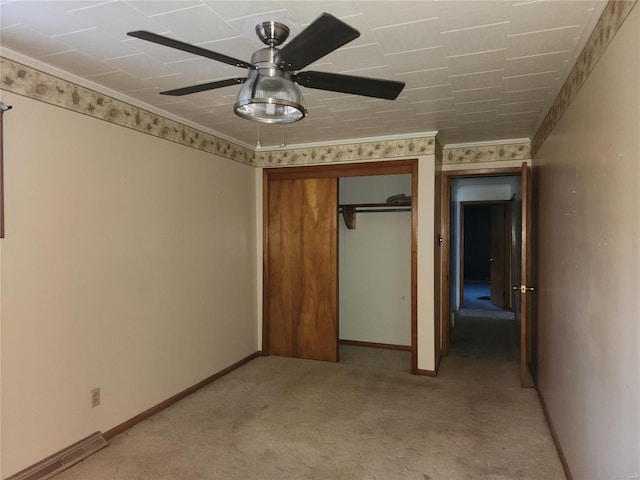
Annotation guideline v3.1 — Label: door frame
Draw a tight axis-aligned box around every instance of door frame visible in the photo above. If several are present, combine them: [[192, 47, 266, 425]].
[[439, 167, 522, 357], [263, 159, 420, 372]]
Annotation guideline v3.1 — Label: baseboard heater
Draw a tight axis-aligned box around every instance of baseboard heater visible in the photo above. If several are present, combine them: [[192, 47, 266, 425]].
[[7, 432, 108, 480]]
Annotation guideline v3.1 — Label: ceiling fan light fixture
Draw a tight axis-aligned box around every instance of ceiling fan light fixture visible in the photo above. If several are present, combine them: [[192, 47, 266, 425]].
[[234, 70, 306, 124], [129, 14, 404, 126]]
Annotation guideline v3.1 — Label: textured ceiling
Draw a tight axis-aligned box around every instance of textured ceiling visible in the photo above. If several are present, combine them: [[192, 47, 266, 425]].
[[0, 1, 606, 149]]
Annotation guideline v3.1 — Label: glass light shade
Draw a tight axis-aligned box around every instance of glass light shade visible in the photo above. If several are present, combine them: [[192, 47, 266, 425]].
[[234, 71, 306, 124]]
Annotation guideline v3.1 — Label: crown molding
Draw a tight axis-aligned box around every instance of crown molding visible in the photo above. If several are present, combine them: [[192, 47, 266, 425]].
[[444, 138, 530, 149], [260, 130, 440, 152]]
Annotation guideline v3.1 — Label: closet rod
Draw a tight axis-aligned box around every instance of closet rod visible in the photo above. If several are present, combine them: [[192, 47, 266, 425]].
[[338, 207, 411, 213], [339, 203, 411, 229]]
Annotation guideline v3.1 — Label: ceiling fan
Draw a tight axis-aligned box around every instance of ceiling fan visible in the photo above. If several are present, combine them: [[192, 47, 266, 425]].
[[127, 13, 405, 124]]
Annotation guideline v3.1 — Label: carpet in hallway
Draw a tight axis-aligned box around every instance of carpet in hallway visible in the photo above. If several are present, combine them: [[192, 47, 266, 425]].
[[451, 307, 519, 361]]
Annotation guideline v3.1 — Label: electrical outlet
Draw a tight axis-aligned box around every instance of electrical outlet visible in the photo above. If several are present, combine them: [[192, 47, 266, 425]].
[[91, 387, 100, 408]]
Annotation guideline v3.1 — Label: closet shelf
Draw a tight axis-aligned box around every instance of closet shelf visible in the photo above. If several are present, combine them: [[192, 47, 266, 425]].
[[338, 202, 411, 229]]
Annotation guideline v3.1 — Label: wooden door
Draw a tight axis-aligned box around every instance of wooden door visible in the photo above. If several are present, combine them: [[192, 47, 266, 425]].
[[519, 162, 535, 387], [433, 165, 443, 366], [490, 204, 507, 309], [267, 177, 338, 362]]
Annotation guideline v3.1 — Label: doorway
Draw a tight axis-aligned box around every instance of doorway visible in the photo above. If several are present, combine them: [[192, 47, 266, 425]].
[[338, 174, 413, 372], [440, 169, 525, 367]]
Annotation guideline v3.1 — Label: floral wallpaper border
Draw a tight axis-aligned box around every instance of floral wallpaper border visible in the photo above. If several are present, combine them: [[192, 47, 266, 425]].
[[443, 142, 531, 165], [0, 57, 255, 165], [531, 0, 637, 155], [254, 137, 436, 167]]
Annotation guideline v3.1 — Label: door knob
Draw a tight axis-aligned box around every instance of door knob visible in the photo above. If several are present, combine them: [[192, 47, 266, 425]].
[[513, 284, 535, 294]]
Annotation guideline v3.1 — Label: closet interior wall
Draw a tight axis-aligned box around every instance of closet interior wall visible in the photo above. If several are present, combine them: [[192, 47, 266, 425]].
[[338, 175, 412, 349]]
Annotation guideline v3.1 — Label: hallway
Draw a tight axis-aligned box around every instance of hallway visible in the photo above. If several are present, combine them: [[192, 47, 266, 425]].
[[453, 282, 519, 362]]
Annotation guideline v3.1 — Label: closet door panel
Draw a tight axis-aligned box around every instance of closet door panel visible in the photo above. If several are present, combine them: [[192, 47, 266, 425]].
[[267, 177, 337, 362]]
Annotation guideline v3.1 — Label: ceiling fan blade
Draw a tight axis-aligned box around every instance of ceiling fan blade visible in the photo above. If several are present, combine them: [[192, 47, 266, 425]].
[[274, 13, 359, 71], [160, 78, 247, 96], [127, 31, 253, 69], [294, 71, 405, 100]]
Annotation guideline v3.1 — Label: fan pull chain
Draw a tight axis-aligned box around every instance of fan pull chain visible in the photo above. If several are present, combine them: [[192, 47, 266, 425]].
[[280, 125, 286, 148], [256, 123, 262, 149]]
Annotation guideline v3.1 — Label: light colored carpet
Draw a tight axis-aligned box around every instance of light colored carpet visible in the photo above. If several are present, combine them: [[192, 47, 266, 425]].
[[54, 346, 564, 480]]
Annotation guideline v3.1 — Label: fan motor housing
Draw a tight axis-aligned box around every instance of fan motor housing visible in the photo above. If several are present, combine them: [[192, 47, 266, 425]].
[[250, 47, 279, 70], [255, 21, 290, 46]]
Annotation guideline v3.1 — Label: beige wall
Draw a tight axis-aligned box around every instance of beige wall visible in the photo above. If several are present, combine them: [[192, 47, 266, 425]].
[[416, 155, 436, 371], [0, 91, 258, 477], [533, 6, 639, 479]]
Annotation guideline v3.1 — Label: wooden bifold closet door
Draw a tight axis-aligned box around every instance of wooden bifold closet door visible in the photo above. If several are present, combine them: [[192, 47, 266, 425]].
[[266, 177, 338, 362]]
